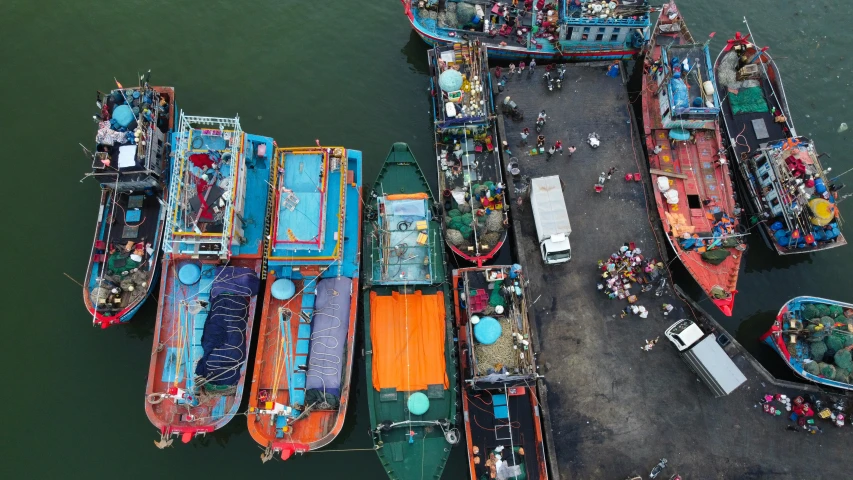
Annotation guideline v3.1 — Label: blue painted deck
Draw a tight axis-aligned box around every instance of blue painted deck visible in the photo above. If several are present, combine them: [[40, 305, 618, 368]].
[[274, 152, 326, 250], [269, 148, 362, 278], [231, 134, 274, 257]]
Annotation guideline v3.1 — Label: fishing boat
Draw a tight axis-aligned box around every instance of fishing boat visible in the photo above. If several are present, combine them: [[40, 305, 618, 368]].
[[402, 0, 652, 62], [246, 145, 362, 461], [761, 296, 853, 391], [83, 79, 174, 328], [641, 2, 743, 316], [363, 143, 460, 479], [452, 265, 548, 480], [714, 24, 846, 255], [145, 114, 273, 446], [429, 41, 508, 266]]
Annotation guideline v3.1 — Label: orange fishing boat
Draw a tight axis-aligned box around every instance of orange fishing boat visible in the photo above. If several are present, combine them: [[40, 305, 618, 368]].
[[247, 146, 362, 461], [641, 2, 743, 316], [145, 115, 273, 446]]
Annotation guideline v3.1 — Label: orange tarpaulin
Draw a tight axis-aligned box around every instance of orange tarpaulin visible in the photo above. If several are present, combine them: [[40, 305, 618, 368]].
[[386, 193, 428, 200], [370, 291, 449, 392]]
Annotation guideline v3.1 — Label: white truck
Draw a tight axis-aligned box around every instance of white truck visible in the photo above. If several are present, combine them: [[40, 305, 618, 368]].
[[664, 319, 747, 397], [530, 175, 572, 264]]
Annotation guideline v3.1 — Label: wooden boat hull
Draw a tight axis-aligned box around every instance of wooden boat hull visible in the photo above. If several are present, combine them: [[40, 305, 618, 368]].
[[402, 0, 645, 62], [761, 296, 853, 391], [363, 143, 458, 480], [83, 86, 175, 328], [641, 3, 741, 316], [452, 267, 548, 480], [714, 32, 846, 255], [145, 256, 262, 443], [247, 147, 363, 460]]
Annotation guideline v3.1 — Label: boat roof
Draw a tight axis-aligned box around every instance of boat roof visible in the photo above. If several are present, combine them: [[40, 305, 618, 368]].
[[163, 114, 272, 259], [371, 193, 437, 285], [659, 43, 721, 123], [90, 85, 174, 186], [458, 266, 537, 387], [268, 147, 358, 270]]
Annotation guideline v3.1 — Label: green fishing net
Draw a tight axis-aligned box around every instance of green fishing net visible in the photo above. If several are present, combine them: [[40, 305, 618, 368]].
[[810, 340, 827, 361], [804, 361, 821, 375], [489, 280, 505, 308]]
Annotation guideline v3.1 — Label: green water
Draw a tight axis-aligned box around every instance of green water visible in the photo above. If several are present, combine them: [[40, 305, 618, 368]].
[[1, 0, 850, 477]]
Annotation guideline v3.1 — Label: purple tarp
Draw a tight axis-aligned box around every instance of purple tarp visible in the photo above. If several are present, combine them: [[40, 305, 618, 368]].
[[304, 277, 353, 399]]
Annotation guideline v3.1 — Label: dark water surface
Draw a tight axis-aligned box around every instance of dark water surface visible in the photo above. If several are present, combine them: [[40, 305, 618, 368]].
[[1, 0, 850, 477]]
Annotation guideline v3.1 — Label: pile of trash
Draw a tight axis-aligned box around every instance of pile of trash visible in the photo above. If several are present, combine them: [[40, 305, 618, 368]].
[[758, 393, 847, 432], [596, 242, 664, 304]]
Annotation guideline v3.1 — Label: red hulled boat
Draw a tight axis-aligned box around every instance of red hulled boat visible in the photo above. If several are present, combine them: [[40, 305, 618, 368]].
[[641, 2, 743, 316]]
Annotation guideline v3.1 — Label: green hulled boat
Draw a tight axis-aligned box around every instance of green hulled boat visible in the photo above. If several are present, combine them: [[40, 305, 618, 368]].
[[363, 142, 459, 480]]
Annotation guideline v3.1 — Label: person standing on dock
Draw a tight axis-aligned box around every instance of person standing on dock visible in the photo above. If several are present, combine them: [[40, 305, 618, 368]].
[[528, 58, 536, 77], [537, 135, 545, 149], [509, 63, 516, 75], [568, 145, 577, 157], [495, 66, 502, 80], [546, 145, 556, 161], [520, 128, 530, 146], [554, 140, 563, 155], [519, 61, 526, 75]]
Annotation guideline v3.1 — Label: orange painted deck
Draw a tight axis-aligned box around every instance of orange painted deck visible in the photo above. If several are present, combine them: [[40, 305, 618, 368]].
[[246, 271, 359, 458], [641, 6, 742, 316]]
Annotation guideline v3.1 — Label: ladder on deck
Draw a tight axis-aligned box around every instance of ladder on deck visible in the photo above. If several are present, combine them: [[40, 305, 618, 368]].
[[282, 276, 318, 412]]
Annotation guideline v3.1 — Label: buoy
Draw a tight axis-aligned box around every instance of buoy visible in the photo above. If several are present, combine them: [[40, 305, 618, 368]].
[[271, 278, 296, 300], [809, 198, 835, 226], [474, 317, 502, 345], [407, 392, 430, 415], [470, 315, 481, 325], [178, 263, 201, 285]]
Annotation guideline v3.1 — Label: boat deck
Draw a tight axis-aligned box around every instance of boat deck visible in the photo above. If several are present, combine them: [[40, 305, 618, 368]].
[[145, 257, 261, 436], [465, 388, 546, 480], [231, 134, 274, 257]]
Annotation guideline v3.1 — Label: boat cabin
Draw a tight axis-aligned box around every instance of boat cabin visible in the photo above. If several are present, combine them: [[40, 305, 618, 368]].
[[748, 138, 843, 250], [162, 114, 251, 260], [653, 42, 720, 130], [429, 41, 493, 127], [368, 192, 438, 285]]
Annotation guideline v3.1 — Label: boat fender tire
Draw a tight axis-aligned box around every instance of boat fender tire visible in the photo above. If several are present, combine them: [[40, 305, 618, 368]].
[[445, 429, 460, 444]]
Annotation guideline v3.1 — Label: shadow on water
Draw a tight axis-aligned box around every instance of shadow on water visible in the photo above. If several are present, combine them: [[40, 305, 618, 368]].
[[402, 30, 431, 75], [741, 223, 813, 274]]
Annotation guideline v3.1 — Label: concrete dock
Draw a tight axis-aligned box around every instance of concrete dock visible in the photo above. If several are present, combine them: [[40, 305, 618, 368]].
[[493, 62, 853, 479]]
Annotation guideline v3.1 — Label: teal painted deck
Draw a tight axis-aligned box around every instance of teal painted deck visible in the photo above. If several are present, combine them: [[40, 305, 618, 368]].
[[231, 134, 274, 257]]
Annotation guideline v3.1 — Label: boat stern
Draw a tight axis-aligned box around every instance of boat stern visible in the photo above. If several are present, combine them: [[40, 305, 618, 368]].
[[712, 289, 737, 317]]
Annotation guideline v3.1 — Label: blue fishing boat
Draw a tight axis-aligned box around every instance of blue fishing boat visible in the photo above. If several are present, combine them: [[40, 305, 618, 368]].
[[429, 41, 509, 266], [402, 0, 651, 62], [83, 79, 175, 328], [247, 145, 363, 462], [762, 296, 853, 391], [145, 114, 274, 446]]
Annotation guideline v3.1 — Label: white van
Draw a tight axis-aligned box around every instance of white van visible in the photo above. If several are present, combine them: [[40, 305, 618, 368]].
[[530, 176, 572, 264]]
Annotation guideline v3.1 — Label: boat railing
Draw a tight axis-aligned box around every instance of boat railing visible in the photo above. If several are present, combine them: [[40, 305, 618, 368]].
[[163, 112, 243, 258]]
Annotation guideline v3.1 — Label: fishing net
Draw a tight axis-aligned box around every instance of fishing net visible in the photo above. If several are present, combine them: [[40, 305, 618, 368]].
[[787, 342, 802, 357], [486, 211, 505, 232], [720, 237, 740, 248], [807, 324, 828, 341], [489, 280, 506, 308], [821, 363, 837, 379], [817, 304, 831, 317], [446, 229, 466, 247], [844, 334, 853, 348], [804, 361, 821, 376], [834, 370, 850, 383], [835, 349, 853, 372], [701, 248, 730, 265], [827, 334, 845, 352], [474, 322, 518, 375], [802, 304, 819, 320], [448, 209, 462, 219], [829, 305, 844, 318], [458, 202, 472, 214], [821, 316, 835, 329], [810, 340, 827, 361], [448, 213, 474, 239], [456, 3, 476, 26], [481, 232, 501, 250], [729, 87, 769, 115], [437, 4, 459, 29]]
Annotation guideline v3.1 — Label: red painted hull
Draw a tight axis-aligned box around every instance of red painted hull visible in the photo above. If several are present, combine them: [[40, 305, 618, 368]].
[[640, 4, 741, 316]]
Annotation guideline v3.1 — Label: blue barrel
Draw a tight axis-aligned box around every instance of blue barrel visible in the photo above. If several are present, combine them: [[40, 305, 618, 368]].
[[474, 316, 502, 345]]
